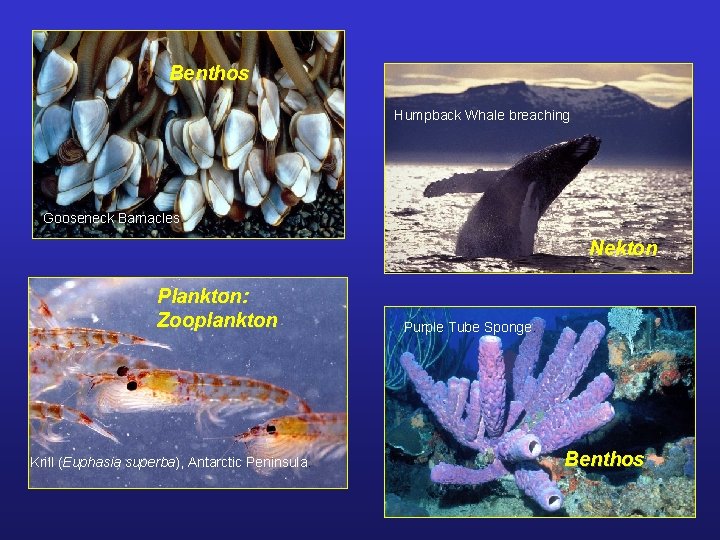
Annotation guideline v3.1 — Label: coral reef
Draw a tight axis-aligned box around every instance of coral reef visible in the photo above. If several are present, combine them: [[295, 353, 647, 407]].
[[386, 409, 432, 458], [608, 310, 694, 400], [385, 494, 429, 517], [643, 437, 695, 480], [607, 307, 644, 355], [399, 318, 614, 512]]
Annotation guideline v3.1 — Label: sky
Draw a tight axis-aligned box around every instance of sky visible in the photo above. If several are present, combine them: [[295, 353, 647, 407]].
[[385, 63, 692, 107]]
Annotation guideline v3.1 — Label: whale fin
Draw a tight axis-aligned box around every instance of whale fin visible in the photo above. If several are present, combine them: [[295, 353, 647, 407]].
[[423, 169, 506, 197]]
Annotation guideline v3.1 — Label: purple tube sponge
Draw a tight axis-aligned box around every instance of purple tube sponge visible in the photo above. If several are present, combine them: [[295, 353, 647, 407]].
[[496, 430, 542, 461], [398, 318, 614, 513], [514, 464, 564, 512], [526, 321, 605, 415], [531, 373, 615, 453], [399, 352, 487, 451], [513, 317, 545, 405], [477, 336, 506, 437], [431, 460, 508, 485]]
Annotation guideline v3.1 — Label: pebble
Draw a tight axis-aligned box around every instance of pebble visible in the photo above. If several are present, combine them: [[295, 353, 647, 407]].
[[33, 176, 344, 239]]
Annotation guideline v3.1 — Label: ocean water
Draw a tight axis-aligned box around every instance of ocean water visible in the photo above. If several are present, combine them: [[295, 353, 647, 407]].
[[29, 278, 347, 488], [385, 163, 692, 273]]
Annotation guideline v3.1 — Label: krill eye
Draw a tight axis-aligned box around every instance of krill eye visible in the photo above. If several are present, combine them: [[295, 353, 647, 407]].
[[127, 381, 138, 391], [117, 366, 129, 376], [266, 424, 276, 434]]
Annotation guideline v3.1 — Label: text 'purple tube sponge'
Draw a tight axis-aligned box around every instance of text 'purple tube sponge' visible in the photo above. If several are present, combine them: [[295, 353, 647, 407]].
[[398, 319, 614, 512]]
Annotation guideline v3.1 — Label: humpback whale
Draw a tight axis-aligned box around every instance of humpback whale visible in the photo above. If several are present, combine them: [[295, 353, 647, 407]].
[[434, 135, 601, 259]]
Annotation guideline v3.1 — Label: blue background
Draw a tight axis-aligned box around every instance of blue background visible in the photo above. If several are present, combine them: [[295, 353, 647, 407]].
[[10, 2, 714, 532]]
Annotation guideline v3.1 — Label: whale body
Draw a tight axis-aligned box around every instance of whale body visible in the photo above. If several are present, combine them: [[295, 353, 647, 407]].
[[441, 135, 601, 259]]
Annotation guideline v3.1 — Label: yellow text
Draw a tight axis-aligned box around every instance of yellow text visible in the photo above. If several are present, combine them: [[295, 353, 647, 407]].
[[564, 450, 645, 467], [169, 65, 250, 82], [589, 239, 658, 256]]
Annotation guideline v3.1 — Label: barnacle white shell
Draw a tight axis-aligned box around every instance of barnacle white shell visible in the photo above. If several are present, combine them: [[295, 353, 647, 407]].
[[290, 110, 332, 172], [261, 183, 290, 226], [276, 152, 311, 198], [257, 77, 280, 141], [154, 176, 184, 212], [154, 50, 177, 96], [33, 104, 71, 163], [57, 160, 93, 206], [326, 137, 344, 190], [72, 97, 109, 162], [326, 88, 345, 125], [93, 134, 141, 196], [165, 118, 198, 175], [143, 137, 165, 180], [221, 109, 256, 171], [242, 148, 270, 207], [200, 160, 234, 217], [182, 117, 215, 169], [36, 50, 78, 107], [106, 57, 133, 100], [174, 176, 206, 232], [208, 85, 233, 132], [302, 171, 321, 203]]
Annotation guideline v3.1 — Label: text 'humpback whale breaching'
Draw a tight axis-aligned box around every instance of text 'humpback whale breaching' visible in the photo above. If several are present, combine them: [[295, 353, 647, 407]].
[[426, 135, 601, 259]]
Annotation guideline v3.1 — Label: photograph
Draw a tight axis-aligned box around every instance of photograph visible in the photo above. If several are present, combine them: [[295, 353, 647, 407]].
[[385, 63, 692, 273], [29, 277, 347, 488], [33, 31, 344, 238], [385, 307, 695, 516]]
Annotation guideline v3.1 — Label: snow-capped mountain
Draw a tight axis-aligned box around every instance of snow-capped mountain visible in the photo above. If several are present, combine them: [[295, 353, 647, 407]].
[[386, 82, 691, 164]]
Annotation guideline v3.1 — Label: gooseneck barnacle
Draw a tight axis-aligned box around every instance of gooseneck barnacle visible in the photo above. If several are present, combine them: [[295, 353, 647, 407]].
[[268, 32, 332, 173], [33, 31, 344, 236]]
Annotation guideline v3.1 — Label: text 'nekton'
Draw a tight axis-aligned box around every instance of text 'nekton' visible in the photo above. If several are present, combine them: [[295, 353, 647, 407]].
[[589, 240, 658, 257]]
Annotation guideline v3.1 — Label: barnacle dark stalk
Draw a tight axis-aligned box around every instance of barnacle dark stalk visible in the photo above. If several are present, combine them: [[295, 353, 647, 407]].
[[117, 85, 161, 137], [116, 86, 134, 123], [323, 34, 343, 83], [307, 48, 326, 82], [269, 32, 332, 173], [201, 31, 235, 130], [71, 31, 111, 162], [168, 32, 203, 118], [267, 31, 322, 108], [118, 33, 144, 59], [222, 31, 241, 60], [137, 31, 157, 95], [201, 31, 231, 70], [43, 31, 63, 52], [234, 31, 258, 109], [149, 94, 167, 137], [91, 32, 123, 89], [76, 32, 101, 99]]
